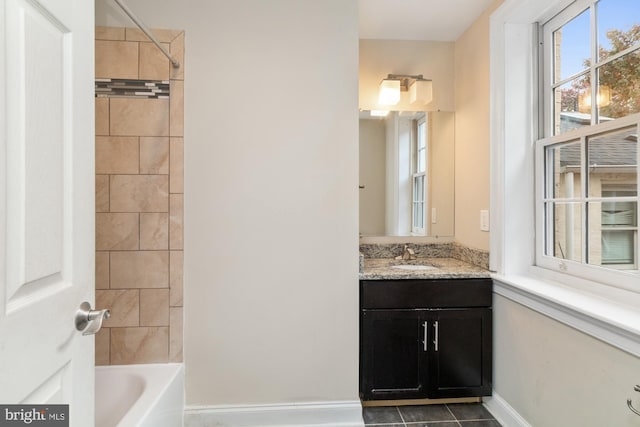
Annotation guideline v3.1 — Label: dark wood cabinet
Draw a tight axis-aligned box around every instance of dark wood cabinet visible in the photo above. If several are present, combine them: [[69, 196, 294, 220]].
[[360, 309, 426, 400], [359, 279, 492, 401], [426, 307, 492, 398]]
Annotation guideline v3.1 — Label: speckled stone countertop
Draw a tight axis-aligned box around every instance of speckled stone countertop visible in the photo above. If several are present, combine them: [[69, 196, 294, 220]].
[[359, 257, 491, 280]]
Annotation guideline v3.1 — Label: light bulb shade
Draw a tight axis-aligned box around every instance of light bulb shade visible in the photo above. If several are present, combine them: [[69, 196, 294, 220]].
[[597, 85, 611, 107], [578, 85, 611, 112], [409, 80, 433, 105], [378, 79, 401, 105]]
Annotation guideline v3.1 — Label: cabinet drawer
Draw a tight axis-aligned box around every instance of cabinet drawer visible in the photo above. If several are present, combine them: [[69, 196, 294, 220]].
[[360, 279, 492, 309]]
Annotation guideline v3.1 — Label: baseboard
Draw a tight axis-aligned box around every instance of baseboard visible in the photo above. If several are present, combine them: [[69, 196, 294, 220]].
[[184, 400, 364, 427], [362, 397, 481, 407], [483, 393, 531, 427]]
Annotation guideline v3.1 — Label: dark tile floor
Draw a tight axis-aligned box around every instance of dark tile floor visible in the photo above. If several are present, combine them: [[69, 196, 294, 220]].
[[362, 403, 501, 426]]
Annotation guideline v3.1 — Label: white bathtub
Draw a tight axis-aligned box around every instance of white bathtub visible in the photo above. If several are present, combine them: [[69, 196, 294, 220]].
[[96, 364, 184, 427]]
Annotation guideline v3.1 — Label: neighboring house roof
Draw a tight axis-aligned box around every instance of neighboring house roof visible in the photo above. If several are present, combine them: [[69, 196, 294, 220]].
[[558, 113, 637, 167]]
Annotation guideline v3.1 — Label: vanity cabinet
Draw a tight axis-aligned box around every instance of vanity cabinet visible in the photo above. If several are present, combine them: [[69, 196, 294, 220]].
[[359, 279, 492, 401]]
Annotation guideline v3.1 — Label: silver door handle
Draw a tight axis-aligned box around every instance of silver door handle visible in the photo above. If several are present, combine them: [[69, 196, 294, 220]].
[[422, 321, 428, 352], [75, 302, 110, 336], [433, 321, 439, 352]]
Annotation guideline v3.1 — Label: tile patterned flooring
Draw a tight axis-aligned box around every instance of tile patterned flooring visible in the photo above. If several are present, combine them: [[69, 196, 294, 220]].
[[362, 403, 502, 427]]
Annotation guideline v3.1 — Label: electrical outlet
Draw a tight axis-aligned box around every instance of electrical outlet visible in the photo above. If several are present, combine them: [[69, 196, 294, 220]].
[[431, 208, 437, 224], [480, 210, 490, 231]]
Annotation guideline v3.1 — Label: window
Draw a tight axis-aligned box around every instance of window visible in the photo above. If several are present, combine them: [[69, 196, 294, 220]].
[[537, 0, 640, 287], [492, 0, 640, 359], [412, 117, 427, 234], [601, 186, 637, 267], [546, 0, 640, 135]]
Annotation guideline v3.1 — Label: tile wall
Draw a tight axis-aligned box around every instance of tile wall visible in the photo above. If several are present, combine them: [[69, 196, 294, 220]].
[[94, 26, 184, 365]]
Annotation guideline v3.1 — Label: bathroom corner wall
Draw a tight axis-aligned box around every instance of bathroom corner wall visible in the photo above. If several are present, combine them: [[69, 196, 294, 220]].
[[453, 0, 502, 252], [94, 26, 184, 365]]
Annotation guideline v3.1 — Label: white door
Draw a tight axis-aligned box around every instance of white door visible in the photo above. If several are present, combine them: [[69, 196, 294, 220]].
[[0, 0, 95, 425]]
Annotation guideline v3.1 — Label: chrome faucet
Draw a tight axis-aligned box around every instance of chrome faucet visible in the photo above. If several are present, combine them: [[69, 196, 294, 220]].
[[395, 244, 417, 261]]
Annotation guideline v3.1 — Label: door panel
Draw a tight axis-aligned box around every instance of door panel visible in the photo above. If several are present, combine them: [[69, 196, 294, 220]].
[[22, 363, 71, 404], [6, 0, 67, 308], [428, 308, 492, 398], [0, 0, 95, 424], [360, 309, 427, 400], [437, 315, 483, 387]]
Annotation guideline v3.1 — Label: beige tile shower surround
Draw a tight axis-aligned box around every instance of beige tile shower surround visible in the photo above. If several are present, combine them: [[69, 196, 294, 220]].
[[94, 26, 184, 365]]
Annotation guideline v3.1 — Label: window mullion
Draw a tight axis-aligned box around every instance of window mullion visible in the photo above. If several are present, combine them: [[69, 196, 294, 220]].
[[582, 135, 589, 263], [543, 17, 556, 137], [543, 146, 552, 257], [552, 69, 589, 90], [590, 2, 598, 126], [593, 43, 640, 69], [637, 121, 640, 268]]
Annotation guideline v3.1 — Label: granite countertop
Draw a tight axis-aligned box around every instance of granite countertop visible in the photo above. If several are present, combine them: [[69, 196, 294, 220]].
[[359, 257, 491, 280]]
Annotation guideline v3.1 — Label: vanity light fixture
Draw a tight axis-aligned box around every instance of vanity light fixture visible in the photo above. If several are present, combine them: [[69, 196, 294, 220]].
[[378, 79, 401, 105], [409, 79, 433, 105], [378, 74, 433, 106]]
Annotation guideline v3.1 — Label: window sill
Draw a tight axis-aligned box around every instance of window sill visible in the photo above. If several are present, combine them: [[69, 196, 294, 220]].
[[492, 269, 640, 357]]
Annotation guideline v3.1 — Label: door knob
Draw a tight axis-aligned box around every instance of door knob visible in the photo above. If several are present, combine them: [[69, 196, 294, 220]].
[[75, 302, 110, 336]]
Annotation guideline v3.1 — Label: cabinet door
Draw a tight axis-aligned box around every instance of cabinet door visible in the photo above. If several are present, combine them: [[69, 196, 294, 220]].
[[360, 309, 427, 400], [427, 308, 492, 398]]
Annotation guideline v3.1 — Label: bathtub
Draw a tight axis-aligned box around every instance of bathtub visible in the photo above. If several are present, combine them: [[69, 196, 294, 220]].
[[96, 364, 184, 427]]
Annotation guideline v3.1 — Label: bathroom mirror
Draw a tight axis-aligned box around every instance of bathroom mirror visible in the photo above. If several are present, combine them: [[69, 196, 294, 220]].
[[359, 110, 454, 237]]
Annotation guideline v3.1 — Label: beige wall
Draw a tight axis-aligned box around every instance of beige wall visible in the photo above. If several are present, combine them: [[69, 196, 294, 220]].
[[96, 0, 359, 407], [359, 39, 455, 112], [494, 294, 640, 426], [430, 111, 455, 237], [94, 27, 184, 365], [453, 0, 503, 252]]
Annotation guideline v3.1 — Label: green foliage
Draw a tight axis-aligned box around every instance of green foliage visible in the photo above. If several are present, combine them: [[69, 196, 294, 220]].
[[598, 25, 640, 118], [562, 24, 640, 118]]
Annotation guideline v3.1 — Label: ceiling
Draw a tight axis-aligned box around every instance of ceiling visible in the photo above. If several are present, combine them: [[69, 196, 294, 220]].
[[358, 0, 495, 42]]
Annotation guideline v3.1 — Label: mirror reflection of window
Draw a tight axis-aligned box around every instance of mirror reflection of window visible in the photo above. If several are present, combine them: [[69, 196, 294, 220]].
[[358, 111, 454, 238], [412, 117, 427, 235]]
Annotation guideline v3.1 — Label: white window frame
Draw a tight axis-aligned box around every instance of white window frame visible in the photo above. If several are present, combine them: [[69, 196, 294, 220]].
[[535, 114, 640, 292], [490, 0, 640, 360], [536, 0, 640, 292]]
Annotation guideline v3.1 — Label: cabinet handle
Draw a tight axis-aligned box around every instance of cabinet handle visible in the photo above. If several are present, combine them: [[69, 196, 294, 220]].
[[433, 321, 439, 352], [422, 321, 428, 352]]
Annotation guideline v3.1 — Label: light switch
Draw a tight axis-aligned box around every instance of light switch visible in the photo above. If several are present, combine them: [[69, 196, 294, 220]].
[[480, 210, 490, 232], [431, 208, 437, 224]]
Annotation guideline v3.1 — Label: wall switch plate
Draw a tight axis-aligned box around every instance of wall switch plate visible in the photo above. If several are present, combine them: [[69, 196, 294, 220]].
[[431, 208, 437, 224], [480, 210, 490, 232]]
